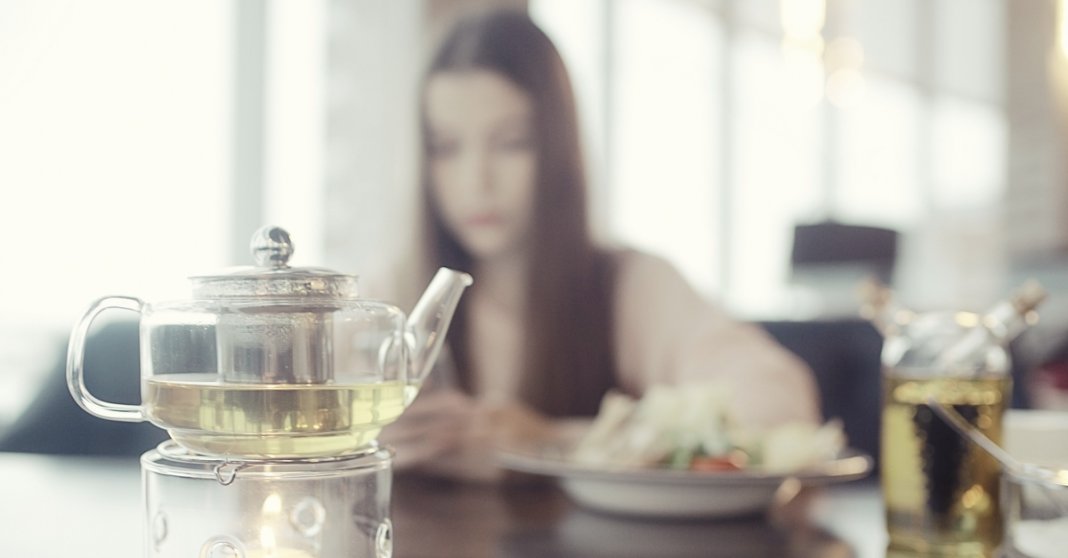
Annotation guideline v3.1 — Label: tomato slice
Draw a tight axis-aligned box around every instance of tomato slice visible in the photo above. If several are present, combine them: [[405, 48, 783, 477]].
[[689, 455, 742, 472], [689, 450, 748, 472]]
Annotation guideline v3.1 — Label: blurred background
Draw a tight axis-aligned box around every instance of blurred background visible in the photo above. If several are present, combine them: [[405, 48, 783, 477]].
[[3, 0, 1068, 443]]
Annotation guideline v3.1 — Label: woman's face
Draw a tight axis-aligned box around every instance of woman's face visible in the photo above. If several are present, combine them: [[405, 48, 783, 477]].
[[425, 69, 537, 262]]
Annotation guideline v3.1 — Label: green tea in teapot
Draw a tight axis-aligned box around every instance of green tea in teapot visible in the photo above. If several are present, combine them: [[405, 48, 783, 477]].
[[143, 373, 418, 459]]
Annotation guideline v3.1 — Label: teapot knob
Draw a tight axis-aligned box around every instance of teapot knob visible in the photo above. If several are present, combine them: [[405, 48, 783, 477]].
[[251, 225, 294, 268]]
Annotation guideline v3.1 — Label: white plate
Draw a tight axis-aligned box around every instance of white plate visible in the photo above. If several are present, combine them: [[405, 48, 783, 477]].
[[498, 423, 873, 519]]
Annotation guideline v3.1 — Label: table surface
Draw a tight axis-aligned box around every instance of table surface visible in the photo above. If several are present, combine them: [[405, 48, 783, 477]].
[[0, 451, 888, 558]]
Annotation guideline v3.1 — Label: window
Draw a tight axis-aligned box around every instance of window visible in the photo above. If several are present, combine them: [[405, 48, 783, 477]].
[[1, 1, 232, 328], [532, 0, 1009, 317], [0, 0, 235, 426]]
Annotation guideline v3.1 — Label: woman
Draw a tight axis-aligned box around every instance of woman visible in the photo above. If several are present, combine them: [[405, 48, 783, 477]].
[[380, 9, 819, 481]]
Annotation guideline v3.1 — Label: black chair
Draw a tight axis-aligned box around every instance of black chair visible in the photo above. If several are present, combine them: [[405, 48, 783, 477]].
[[760, 319, 884, 469], [0, 320, 168, 456]]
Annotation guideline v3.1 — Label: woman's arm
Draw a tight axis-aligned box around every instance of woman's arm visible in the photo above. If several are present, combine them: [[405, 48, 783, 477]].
[[613, 251, 821, 429]]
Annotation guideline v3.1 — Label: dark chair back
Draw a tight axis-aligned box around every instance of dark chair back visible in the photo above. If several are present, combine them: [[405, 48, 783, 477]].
[[760, 319, 884, 468], [0, 319, 168, 456]]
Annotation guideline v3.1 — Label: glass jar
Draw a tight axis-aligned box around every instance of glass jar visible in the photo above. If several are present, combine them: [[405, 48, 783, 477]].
[[874, 282, 1045, 557]]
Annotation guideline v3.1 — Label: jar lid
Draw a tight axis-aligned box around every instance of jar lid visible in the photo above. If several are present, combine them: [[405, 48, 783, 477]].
[[189, 226, 358, 300]]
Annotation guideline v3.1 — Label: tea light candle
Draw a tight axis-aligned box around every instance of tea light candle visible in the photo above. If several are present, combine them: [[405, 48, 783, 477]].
[[247, 525, 316, 558]]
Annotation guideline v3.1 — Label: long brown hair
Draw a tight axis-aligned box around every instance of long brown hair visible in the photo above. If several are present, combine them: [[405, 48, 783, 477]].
[[420, 9, 617, 416]]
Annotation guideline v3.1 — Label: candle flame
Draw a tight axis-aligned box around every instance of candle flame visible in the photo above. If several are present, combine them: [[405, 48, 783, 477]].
[[262, 493, 283, 516]]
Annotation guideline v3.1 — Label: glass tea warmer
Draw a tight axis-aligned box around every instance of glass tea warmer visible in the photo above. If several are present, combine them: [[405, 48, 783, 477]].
[[66, 226, 472, 557], [865, 280, 1046, 557]]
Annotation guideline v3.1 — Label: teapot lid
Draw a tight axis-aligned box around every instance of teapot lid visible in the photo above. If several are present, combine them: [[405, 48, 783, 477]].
[[189, 226, 358, 300]]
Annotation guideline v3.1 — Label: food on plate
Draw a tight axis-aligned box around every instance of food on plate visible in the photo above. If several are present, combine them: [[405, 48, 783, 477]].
[[570, 383, 845, 473]]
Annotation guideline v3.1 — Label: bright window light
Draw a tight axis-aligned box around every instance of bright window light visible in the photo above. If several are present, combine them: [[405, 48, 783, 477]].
[[0, 0, 231, 327]]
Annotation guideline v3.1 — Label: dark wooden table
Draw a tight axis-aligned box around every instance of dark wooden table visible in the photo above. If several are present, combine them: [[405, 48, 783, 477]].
[[391, 474, 887, 558], [0, 452, 886, 557]]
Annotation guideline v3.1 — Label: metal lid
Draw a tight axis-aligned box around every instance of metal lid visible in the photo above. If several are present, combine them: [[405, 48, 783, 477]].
[[190, 226, 358, 300]]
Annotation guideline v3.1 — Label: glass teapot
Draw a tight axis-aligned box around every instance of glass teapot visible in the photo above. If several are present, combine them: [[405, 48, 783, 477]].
[[66, 226, 472, 459]]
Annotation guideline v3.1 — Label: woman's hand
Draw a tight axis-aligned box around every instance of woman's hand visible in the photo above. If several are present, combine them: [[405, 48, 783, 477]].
[[380, 390, 555, 483], [378, 389, 477, 470], [425, 399, 555, 483]]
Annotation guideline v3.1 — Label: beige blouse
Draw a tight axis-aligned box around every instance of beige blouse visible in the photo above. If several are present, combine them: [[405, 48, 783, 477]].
[[466, 250, 821, 428]]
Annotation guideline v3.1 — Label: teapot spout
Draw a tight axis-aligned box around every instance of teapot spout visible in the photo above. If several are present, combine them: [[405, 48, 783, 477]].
[[407, 268, 473, 384]]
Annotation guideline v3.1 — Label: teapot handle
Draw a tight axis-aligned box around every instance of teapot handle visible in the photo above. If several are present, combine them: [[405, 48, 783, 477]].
[[66, 296, 145, 423]]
